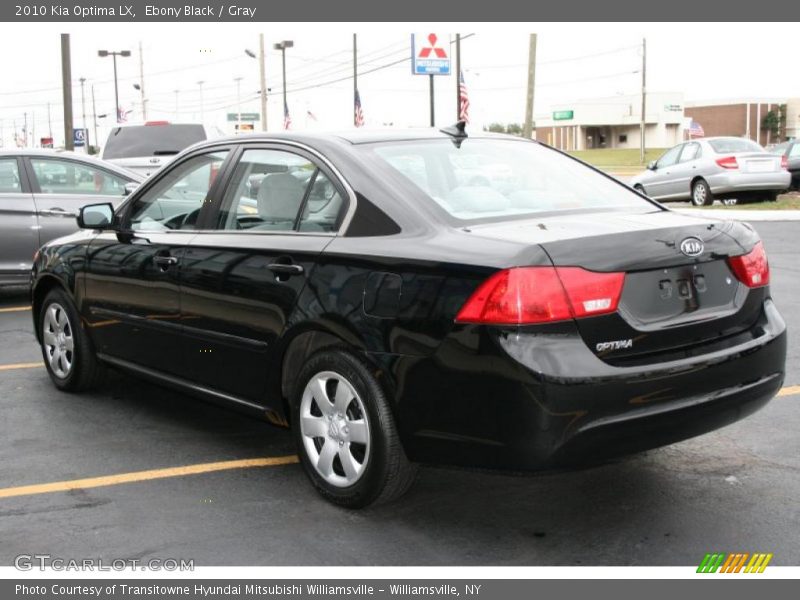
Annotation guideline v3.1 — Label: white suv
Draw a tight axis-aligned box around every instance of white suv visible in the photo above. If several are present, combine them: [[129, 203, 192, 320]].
[[101, 122, 223, 177]]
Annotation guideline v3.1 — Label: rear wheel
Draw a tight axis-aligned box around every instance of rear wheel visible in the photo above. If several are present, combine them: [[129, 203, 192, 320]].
[[39, 288, 105, 392], [292, 349, 417, 508], [691, 179, 713, 206]]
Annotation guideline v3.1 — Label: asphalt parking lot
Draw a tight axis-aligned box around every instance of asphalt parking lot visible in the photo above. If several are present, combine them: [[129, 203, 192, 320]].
[[2, 221, 799, 567]]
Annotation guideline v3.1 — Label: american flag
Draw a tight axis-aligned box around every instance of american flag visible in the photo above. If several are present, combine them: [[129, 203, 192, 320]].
[[688, 120, 704, 138], [458, 71, 470, 124], [354, 89, 365, 128], [283, 101, 292, 131]]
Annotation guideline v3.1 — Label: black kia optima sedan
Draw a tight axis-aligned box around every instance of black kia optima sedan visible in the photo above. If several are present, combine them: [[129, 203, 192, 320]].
[[30, 127, 786, 507]]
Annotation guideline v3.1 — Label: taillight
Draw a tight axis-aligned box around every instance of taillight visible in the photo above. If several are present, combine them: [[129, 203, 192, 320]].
[[145, 120, 170, 126], [781, 155, 789, 170], [727, 241, 769, 288], [455, 266, 624, 325], [716, 156, 739, 169]]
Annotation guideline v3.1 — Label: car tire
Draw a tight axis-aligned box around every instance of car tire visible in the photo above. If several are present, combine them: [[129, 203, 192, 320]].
[[39, 288, 105, 392], [633, 184, 646, 195], [765, 192, 779, 202], [691, 179, 713, 206], [291, 349, 417, 508]]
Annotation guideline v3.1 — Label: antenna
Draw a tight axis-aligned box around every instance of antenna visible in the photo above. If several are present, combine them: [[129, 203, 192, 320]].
[[439, 120, 468, 148]]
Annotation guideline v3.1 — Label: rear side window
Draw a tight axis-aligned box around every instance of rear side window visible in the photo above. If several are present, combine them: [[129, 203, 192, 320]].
[[708, 138, 763, 153], [216, 148, 345, 233], [30, 158, 129, 195], [790, 143, 800, 158], [102, 124, 206, 160], [679, 143, 701, 162], [0, 158, 21, 193]]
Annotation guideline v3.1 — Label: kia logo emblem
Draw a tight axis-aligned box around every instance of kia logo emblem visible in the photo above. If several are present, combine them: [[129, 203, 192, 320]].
[[680, 237, 704, 257], [149, 157, 160, 164]]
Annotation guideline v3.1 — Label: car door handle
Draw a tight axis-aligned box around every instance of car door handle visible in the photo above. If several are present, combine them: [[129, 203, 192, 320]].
[[153, 255, 179, 266], [40, 208, 78, 217], [267, 263, 304, 275]]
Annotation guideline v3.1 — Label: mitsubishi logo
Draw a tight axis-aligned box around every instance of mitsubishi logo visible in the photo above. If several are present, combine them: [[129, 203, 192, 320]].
[[418, 34, 448, 58]]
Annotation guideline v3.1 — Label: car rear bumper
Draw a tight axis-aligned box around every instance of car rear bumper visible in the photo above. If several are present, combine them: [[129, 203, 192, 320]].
[[707, 171, 791, 194], [383, 299, 786, 470]]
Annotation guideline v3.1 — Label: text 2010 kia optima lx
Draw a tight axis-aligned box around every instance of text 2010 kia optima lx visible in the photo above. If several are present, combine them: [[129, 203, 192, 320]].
[[30, 127, 786, 507]]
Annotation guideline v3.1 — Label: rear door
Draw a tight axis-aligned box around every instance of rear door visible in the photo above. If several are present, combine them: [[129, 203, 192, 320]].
[[83, 148, 232, 374], [0, 156, 38, 284], [669, 142, 702, 199], [178, 145, 347, 404], [26, 156, 132, 246]]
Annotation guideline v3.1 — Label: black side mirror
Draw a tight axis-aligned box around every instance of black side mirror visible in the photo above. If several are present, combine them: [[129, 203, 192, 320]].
[[77, 203, 115, 230], [647, 161, 658, 171], [123, 182, 139, 196]]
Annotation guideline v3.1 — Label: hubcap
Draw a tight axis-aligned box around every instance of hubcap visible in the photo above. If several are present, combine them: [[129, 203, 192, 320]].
[[299, 371, 371, 488], [42, 303, 74, 379], [694, 184, 707, 204]]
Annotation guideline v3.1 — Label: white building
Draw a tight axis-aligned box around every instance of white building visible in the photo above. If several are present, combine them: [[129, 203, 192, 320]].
[[534, 92, 685, 151]]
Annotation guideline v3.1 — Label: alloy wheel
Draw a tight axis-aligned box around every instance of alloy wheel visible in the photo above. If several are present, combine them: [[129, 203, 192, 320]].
[[42, 303, 74, 379], [299, 371, 371, 487]]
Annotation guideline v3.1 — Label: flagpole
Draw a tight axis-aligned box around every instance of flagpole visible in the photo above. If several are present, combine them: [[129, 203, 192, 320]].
[[353, 33, 358, 127], [455, 33, 461, 121]]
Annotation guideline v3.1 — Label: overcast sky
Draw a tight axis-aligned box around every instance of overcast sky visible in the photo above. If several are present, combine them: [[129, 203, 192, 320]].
[[0, 22, 796, 147]]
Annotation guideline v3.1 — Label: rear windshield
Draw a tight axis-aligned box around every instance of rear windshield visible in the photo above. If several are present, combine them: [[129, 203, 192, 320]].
[[708, 138, 764, 154], [102, 124, 206, 160], [369, 138, 651, 222]]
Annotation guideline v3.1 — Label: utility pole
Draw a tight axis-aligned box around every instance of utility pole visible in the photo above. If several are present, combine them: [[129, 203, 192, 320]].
[[640, 37, 647, 164], [174, 89, 180, 119], [523, 33, 537, 140], [79, 78, 87, 148], [353, 33, 358, 127], [23, 113, 28, 147], [31, 113, 35, 148], [138, 41, 147, 121], [455, 33, 461, 120], [258, 33, 267, 131], [62, 34, 74, 150], [91, 85, 99, 150]]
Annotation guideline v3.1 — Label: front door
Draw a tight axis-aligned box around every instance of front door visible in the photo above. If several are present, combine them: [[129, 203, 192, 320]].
[[83, 149, 231, 374]]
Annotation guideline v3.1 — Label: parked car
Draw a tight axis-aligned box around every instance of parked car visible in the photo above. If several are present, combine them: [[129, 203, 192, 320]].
[[630, 137, 791, 205], [101, 122, 222, 177], [31, 130, 786, 507], [0, 150, 141, 287], [767, 140, 800, 190]]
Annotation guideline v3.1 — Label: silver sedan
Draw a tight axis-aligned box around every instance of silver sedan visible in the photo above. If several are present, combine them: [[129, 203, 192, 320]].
[[630, 137, 791, 206]]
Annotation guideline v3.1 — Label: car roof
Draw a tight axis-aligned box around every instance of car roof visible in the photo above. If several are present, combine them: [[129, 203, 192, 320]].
[[0, 149, 144, 180], [206, 128, 525, 147]]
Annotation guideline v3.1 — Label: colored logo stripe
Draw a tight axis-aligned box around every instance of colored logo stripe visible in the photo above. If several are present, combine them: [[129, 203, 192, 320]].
[[697, 552, 773, 573]]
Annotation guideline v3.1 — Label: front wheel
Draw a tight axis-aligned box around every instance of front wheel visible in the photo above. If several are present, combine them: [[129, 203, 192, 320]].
[[292, 349, 417, 508], [633, 184, 646, 196], [691, 179, 713, 206], [39, 288, 105, 391]]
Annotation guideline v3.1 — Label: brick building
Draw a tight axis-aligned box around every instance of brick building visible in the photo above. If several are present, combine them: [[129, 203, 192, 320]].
[[684, 99, 788, 146]]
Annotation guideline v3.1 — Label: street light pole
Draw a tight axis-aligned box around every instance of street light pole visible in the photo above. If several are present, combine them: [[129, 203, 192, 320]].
[[197, 80, 205, 122], [91, 85, 99, 148], [273, 40, 294, 124], [138, 41, 147, 121], [79, 77, 88, 149], [174, 89, 180, 119], [98, 49, 131, 123], [234, 77, 243, 133]]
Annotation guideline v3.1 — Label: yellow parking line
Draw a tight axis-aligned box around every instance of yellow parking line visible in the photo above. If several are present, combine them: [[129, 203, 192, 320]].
[[0, 455, 299, 499], [777, 385, 800, 397], [0, 362, 42, 371], [0, 306, 30, 313]]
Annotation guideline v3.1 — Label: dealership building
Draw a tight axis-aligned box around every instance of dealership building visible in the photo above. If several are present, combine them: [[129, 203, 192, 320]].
[[534, 94, 799, 150], [534, 92, 685, 151]]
